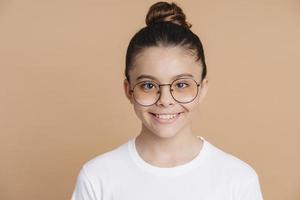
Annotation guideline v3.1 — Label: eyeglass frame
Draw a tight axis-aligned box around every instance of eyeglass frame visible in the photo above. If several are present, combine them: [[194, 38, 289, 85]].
[[129, 78, 202, 107]]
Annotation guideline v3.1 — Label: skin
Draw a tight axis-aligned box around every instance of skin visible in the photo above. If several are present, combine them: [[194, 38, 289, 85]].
[[123, 46, 208, 167]]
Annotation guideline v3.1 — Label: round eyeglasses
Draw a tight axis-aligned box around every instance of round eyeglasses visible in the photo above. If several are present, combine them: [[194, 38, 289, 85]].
[[130, 78, 201, 107]]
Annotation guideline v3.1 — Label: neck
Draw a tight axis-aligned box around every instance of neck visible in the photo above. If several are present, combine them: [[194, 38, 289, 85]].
[[135, 124, 202, 166]]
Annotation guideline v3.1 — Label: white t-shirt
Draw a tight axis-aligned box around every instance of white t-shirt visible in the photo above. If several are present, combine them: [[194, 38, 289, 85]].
[[71, 136, 264, 200]]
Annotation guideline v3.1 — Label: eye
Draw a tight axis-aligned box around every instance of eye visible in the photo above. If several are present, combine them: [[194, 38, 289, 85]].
[[176, 82, 189, 89], [141, 82, 156, 90]]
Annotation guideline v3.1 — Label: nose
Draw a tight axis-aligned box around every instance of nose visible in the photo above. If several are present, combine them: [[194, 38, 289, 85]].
[[155, 85, 176, 106]]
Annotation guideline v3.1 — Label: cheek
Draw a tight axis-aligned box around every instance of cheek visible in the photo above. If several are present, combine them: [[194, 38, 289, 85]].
[[133, 105, 141, 118], [133, 104, 148, 121], [183, 103, 200, 122], [182, 96, 201, 112]]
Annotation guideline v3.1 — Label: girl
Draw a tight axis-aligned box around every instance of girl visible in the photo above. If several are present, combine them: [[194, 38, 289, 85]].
[[71, 2, 263, 200]]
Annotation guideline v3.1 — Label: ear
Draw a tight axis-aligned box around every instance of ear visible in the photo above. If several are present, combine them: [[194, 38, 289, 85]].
[[123, 79, 134, 104], [198, 78, 208, 103]]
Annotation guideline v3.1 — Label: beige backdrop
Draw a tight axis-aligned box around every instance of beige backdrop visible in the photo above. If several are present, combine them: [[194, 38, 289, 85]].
[[0, 0, 299, 199]]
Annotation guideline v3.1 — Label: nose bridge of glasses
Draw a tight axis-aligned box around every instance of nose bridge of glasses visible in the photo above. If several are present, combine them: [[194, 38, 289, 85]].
[[156, 83, 175, 103], [158, 83, 173, 93]]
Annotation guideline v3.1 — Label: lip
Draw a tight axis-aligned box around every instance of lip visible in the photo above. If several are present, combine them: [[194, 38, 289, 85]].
[[150, 112, 183, 115], [149, 112, 182, 124]]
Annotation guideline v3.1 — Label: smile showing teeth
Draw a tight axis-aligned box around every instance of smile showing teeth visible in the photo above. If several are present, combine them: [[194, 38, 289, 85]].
[[155, 114, 177, 119], [150, 112, 181, 124], [151, 113, 181, 121]]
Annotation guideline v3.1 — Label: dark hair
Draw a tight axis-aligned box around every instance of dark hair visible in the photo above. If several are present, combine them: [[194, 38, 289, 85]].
[[125, 1, 207, 83]]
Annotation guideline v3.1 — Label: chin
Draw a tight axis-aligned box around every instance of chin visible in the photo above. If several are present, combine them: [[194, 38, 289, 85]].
[[145, 123, 184, 139]]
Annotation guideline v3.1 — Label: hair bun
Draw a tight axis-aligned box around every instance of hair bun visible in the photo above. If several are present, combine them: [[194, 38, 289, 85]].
[[145, 1, 192, 29]]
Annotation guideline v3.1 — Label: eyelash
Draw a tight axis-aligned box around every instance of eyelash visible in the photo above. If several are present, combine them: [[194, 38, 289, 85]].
[[142, 82, 155, 89], [140, 81, 189, 89]]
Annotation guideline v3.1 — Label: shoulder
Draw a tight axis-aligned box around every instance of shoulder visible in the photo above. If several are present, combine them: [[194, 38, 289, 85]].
[[204, 140, 259, 181], [72, 141, 130, 199], [80, 140, 130, 179]]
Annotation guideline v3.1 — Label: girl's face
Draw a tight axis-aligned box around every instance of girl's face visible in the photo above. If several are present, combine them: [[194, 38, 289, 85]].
[[124, 46, 208, 139]]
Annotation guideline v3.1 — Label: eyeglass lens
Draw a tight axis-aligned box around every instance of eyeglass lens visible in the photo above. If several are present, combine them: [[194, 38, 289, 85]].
[[132, 78, 199, 106]]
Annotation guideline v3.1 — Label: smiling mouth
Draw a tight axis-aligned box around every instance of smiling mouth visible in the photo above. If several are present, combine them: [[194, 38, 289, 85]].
[[149, 112, 182, 120]]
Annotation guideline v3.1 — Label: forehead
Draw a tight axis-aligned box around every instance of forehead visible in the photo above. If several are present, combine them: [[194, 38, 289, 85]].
[[130, 46, 202, 83]]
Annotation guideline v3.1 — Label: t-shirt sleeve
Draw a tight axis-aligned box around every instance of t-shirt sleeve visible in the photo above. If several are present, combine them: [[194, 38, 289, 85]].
[[236, 174, 264, 200], [71, 167, 100, 200]]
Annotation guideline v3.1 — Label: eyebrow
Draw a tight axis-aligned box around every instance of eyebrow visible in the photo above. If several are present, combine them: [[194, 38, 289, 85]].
[[135, 73, 194, 82]]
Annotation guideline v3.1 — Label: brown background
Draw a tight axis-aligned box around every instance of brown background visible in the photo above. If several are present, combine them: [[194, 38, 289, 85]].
[[0, 0, 299, 199]]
